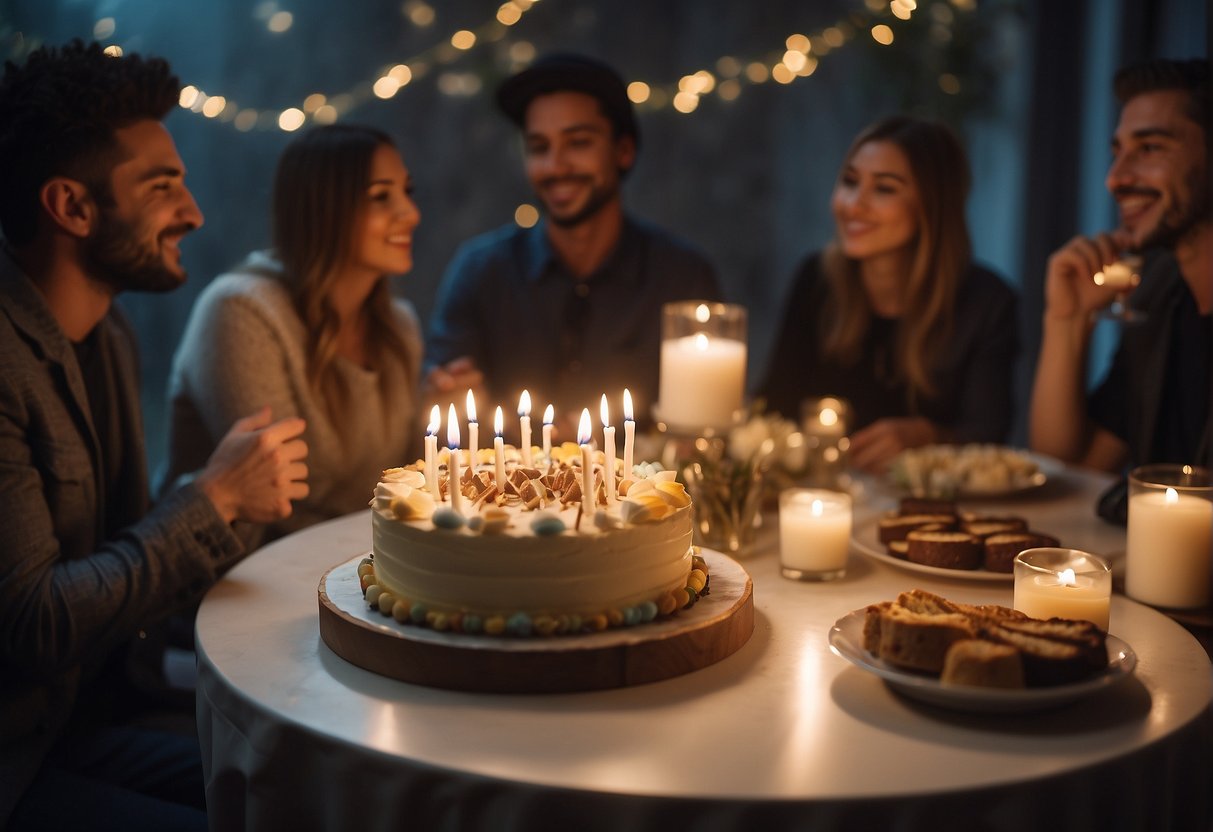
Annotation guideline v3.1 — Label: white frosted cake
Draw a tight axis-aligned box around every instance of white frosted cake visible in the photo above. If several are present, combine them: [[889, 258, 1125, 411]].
[[360, 444, 706, 637]]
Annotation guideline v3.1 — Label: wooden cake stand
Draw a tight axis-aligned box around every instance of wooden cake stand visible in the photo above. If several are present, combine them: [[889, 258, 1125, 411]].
[[318, 549, 754, 693]]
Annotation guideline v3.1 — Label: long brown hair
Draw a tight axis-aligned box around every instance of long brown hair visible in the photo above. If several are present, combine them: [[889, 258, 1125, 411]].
[[271, 124, 416, 422], [821, 115, 972, 406]]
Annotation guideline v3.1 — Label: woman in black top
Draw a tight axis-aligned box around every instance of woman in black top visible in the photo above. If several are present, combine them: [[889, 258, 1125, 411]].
[[758, 116, 1018, 472]]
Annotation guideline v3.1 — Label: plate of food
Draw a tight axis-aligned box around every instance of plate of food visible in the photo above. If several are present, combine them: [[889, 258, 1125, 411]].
[[828, 592, 1136, 713], [889, 444, 1059, 499], [850, 497, 1063, 582]]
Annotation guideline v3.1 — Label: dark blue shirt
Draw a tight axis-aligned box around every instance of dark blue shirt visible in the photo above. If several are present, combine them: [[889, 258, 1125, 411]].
[[426, 218, 722, 433]]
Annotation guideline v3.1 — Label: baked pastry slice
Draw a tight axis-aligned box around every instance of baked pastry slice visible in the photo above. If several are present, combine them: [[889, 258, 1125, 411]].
[[941, 639, 1026, 689]]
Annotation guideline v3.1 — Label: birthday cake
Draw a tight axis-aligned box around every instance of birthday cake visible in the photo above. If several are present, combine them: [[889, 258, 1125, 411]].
[[359, 444, 705, 637]]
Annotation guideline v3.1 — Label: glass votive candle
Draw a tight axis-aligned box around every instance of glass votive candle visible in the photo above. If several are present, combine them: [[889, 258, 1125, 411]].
[[1013, 548, 1112, 630], [800, 396, 852, 488], [656, 301, 747, 432], [778, 488, 852, 581], [1126, 464, 1213, 610]]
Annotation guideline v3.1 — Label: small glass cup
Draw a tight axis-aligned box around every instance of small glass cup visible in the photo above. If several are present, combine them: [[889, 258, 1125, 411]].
[[656, 301, 747, 432], [1013, 548, 1112, 631], [1125, 464, 1213, 610], [683, 454, 766, 556], [1093, 255, 1145, 324], [778, 488, 852, 581], [800, 397, 851, 489]]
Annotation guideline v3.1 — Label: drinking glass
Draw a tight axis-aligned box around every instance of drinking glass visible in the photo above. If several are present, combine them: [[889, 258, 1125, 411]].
[[1093, 255, 1144, 324]]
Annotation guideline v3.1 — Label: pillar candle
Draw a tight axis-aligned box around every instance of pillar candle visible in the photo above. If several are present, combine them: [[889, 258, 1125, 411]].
[[518, 389, 532, 467], [658, 333, 745, 429], [446, 403, 462, 514], [622, 388, 635, 479], [578, 408, 595, 521], [600, 394, 616, 504], [1127, 487, 1213, 609]]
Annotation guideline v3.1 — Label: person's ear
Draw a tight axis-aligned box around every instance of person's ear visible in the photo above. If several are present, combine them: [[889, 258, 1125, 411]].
[[39, 177, 97, 238]]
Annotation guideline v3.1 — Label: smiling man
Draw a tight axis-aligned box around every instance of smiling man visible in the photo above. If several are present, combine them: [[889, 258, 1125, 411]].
[[0, 41, 309, 829], [1030, 58, 1211, 474], [424, 53, 722, 437]]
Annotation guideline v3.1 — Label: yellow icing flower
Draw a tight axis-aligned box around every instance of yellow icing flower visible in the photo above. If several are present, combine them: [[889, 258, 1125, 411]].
[[654, 480, 691, 508]]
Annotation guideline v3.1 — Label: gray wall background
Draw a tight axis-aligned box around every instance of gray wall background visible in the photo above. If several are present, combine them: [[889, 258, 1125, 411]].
[[1, 0, 1207, 474]]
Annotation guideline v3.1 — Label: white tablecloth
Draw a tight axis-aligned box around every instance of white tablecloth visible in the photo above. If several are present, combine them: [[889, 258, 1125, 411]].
[[196, 465, 1213, 831]]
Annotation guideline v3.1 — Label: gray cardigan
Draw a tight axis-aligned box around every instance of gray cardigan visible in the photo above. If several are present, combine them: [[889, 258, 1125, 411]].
[[0, 249, 243, 825]]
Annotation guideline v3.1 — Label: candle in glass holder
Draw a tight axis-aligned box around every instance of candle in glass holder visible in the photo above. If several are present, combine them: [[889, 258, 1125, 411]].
[[657, 301, 746, 430], [778, 488, 851, 581], [1126, 465, 1213, 609], [1014, 548, 1111, 630]]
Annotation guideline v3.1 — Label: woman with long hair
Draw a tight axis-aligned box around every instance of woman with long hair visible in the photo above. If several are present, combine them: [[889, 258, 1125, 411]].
[[758, 116, 1018, 472], [164, 124, 422, 544]]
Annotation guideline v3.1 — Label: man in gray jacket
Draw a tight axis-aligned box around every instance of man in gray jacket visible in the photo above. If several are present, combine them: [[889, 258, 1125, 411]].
[[0, 41, 309, 829]]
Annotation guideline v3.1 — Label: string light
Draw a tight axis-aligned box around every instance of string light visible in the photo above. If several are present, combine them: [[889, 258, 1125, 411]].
[[7, 0, 971, 133]]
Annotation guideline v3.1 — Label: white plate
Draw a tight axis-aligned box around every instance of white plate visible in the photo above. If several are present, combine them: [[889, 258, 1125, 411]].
[[851, 516, 1013, 583], [889, 447, 1062, 499], [827, 609, 1136, 713]]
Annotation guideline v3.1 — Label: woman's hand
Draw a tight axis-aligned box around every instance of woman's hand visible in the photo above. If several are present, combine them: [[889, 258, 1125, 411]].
[[848, 417, 938, 473]]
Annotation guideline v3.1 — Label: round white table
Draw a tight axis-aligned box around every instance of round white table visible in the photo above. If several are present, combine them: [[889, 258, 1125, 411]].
[[196, 464, 1213, 831]]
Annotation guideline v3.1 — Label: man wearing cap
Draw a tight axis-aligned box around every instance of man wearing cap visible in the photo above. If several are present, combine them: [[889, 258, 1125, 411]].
[[425, 53, 723, 437]]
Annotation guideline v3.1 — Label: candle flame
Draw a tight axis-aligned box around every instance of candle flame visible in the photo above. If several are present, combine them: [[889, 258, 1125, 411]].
[[811, 499, 824, 517], [820, 407, 838, 427], [518, 389, 531, 417], [600, 394, 610, 427], [694, 332, 710, 351], [543, 403, 554, 425], [623, 388, 634, 421], [1059, 568, 1077, 587], [494, 406, 504, 437], [465, 389, 477, 422], [1165, 487, 1179, 505], [695, 303, 711, 323], [427, 404, 441, 435], [446, 403, 460, 448], [578, 408, 592, 445]]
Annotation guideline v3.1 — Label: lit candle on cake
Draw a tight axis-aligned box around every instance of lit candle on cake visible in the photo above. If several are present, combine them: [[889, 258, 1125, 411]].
[[578, 408, 595, 521], [600, 394, 616, 504], [518, 389, 533, 467], [1014, 549, 1111, 630], [493, 406, 506, 491], [446, 403, 463, 514], [1126, 477, 1213, 609], [425, 405, 441, 500], [622, 388, 635, 479], [465, 390, 478, 474], [542, 404, 554, 463], [657, 302, 747, 430]]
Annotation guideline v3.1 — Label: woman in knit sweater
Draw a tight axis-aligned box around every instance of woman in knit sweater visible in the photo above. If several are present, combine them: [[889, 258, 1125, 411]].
[[757, 116, 1018, 473], [163, 124, 423, 546]]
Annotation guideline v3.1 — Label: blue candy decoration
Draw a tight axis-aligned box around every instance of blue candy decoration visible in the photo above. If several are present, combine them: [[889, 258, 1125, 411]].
[[506, 612, 533, 636], [432, 508, 467, 530], [638, 601, 658, 622], [530, 514, 566, 536]]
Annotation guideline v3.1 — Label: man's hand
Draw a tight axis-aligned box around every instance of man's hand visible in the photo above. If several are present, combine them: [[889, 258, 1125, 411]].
[[423, 356, 486, 404], [1043, 230, 1132, 321], [848, 417, 938, 474], [195, 407, 309, 525]]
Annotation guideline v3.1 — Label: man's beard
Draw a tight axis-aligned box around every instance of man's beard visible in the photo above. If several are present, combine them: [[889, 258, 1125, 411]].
[[83, 209, 189, 294], [540, 176, 619, 229], [1130, 161, 1212, 250]]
